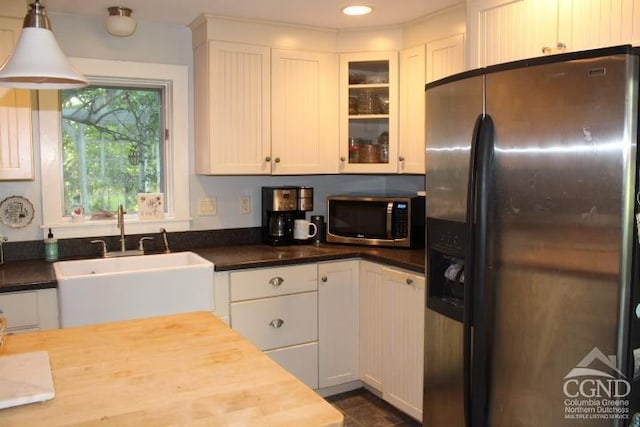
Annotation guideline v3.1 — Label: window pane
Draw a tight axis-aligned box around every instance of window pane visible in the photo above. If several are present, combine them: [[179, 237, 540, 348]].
[[61, 86, 165, 216]]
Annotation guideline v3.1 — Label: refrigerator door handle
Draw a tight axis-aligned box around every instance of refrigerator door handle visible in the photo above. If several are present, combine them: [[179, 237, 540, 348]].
[[464, 114, 483, 427], [464, 113, 495, 427]]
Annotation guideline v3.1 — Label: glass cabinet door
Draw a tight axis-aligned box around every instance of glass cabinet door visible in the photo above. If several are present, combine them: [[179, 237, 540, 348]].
[[340, 53, 398, 173]]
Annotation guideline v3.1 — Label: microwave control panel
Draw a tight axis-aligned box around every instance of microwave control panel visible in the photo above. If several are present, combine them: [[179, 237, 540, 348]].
[[392, 202, 409, 238]]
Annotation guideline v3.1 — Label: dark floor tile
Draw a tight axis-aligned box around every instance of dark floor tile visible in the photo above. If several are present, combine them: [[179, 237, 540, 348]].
[[327, 388, 421, 427]]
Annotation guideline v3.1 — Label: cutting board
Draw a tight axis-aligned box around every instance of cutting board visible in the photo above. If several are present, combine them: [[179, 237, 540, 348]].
[[0, 351, 55, 409]]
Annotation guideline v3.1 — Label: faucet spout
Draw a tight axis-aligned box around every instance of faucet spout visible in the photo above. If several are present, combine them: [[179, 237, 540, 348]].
[[117, 204, 126, 252]]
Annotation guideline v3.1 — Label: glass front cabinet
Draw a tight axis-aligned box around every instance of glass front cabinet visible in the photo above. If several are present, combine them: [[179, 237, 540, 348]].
[[339, 52, 398, 173]]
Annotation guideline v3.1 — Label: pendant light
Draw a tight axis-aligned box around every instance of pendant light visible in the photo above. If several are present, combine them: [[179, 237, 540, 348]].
[[0, 0, 88, 89]]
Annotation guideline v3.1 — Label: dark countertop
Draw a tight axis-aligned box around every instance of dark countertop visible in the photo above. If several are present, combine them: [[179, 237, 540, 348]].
[[0, 243, 425, 293]]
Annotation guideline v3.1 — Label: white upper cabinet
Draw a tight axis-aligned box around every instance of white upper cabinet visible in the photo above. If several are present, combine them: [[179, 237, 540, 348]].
[[194, 41, 271, 175], [467, 0, 558, 68], [468, 0, 640, 69], [0, 17, 33, 180], [426, 33, 465, 83], [399, 45, 426, 174], [339, 51, 399, 174], [557, 0, 640, 52], [193, 41, 338, 175], [271, 49, 338, 175]]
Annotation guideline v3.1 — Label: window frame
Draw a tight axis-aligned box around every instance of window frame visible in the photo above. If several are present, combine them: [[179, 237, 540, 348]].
[[39, 58, 190, 239]]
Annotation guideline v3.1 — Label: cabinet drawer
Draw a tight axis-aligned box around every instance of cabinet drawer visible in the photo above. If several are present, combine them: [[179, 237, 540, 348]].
[[0, 291, 39, 331], [231, 292, 317, 350], [266, 341, 319, 390], [230, 264, 317, 301]]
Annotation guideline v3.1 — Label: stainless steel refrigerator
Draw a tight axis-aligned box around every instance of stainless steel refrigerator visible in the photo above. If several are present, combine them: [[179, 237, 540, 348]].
[[423, 46, 640, 427]]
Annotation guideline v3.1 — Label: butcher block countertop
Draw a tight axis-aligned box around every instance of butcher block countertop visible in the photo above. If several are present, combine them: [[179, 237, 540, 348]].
[[0, 311, 344, 427]]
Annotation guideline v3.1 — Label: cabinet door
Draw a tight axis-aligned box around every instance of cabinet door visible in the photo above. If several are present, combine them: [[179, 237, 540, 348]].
[[426, 34, 465, 83], [359, 261, 386, 390], [467, 0, 558, 68], [194, 41, 271, 174], [382, 267, 425, 421], [318, 260, 359, 388], [271, 49, 338, 174], [0, 17, 33, 180], [399, 45, 426, 174], [0, 289, 59, 332], [339, 52, 398, 174], [557, 0, 640, 52]]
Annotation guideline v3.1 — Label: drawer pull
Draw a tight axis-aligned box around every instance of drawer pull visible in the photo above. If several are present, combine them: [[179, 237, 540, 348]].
[[269, 277, 284, 287], [269, 318, 284, 328], [321, 276, 328, 282], [406, 278, 414, 285]]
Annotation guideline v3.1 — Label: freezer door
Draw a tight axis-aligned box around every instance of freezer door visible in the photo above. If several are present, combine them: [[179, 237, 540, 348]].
[[424, 74, 484, 426], [425, 75, 484, 222], [484, 53, 637, 426]]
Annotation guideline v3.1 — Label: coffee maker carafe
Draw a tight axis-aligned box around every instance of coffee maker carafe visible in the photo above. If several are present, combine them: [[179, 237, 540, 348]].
[[262, 187, 299, 245]]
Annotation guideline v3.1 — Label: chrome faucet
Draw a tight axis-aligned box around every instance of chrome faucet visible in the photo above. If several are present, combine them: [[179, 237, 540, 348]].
[[117, 204, 126, 252], [160, 228, 170, 253]]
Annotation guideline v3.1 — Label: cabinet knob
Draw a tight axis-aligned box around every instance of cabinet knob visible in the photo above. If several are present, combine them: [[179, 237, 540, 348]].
[[398, 156, 405, 162], [265, 156, 271, 162], [274, 157, 281, 163], [269, 276, 284, 287], [269, 318, 284, 328], [406, 278, 414, 285], [542, 42, 566, 55], [321, 276, 328, 282], [340, 156, 346, 162]]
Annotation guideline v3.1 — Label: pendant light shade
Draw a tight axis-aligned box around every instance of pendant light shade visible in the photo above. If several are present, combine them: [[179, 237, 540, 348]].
[[0, 1, 88, 89]]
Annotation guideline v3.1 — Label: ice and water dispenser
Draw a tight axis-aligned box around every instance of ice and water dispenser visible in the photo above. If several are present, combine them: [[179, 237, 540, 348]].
[[426, 218, 467, 322]]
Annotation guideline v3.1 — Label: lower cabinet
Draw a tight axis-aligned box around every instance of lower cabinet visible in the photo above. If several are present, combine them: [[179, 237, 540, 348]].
[[0, 289, 59, 333], [229, 264, 319, 389], [224, 258, 424, 422], [318, 260, 359, 389], [360, 261, 425, 421]]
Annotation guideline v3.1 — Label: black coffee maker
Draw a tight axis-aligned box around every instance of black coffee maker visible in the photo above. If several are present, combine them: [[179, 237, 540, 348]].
[[262, 186, 312, 245]]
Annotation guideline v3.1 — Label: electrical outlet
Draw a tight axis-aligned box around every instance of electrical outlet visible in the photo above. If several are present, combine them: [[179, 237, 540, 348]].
[[198, 197, 217, 216], [240, 196, 251, 214]]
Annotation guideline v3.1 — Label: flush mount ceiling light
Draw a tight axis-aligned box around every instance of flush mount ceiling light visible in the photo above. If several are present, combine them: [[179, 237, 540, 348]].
[[106, 6, 137, 37], [0, 0, 88, 89], [341, 5, 374, 16]]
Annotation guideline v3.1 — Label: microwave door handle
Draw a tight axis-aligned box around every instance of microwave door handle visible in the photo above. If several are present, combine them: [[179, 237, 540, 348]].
[[386, 202, 393, 239]]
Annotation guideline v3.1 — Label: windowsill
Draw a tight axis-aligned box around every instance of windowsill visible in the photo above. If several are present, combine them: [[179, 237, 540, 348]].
[[42, 217, 191, 239]]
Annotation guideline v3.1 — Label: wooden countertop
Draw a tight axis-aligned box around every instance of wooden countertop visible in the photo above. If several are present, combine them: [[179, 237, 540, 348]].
[[0, 312, 344, 427]]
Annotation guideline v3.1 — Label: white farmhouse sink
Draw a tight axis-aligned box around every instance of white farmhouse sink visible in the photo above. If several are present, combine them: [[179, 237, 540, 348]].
[[54, 251, 214, 328]]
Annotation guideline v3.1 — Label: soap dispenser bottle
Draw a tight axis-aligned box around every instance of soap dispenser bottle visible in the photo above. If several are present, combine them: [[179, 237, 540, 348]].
[[44, 228, 58, 262]]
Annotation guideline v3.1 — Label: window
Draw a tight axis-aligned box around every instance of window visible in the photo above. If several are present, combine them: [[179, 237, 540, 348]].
[[40, 58, 189, 239], [61, 85, 165, 215]]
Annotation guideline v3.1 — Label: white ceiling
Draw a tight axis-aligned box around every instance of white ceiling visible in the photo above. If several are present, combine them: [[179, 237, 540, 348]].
[[45, 0, 461, 30]]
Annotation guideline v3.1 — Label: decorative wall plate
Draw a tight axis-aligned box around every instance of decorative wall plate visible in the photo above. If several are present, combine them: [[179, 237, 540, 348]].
[[0, 196, 35, 228]]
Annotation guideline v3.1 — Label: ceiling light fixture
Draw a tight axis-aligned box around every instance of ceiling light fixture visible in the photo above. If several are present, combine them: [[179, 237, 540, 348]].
[[0, 0, 88, 89], [341, 5, 373, 16], [106, 6, 137, 37]]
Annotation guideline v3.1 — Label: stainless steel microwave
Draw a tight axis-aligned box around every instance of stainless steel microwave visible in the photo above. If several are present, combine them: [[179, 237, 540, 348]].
[[326, 194, 425, 248]]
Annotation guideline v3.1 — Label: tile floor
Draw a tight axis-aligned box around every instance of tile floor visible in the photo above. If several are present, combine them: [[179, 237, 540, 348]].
[[326, 388, 421, 427]]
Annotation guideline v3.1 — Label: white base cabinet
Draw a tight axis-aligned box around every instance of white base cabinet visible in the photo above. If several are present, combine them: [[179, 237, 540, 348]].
[[0, 289, 59, 333], [318, 260, 359, 389], [382, 266, 425, 421], [229, 264, 319, 389], [359, 261, 425, 421]]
